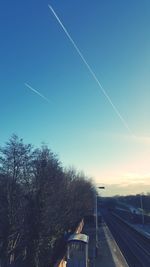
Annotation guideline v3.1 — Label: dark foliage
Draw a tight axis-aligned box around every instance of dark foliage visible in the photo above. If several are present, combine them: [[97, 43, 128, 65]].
[[0, 135, 95, 267], [113, 194, 150, 214]]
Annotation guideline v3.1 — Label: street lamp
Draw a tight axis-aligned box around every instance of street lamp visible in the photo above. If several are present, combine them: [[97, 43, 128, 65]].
[[95, 186, 105, 252], [140, 194, 144, 226]]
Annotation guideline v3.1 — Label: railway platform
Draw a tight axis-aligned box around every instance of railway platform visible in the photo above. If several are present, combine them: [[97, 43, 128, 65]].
[[83, 221, 129, 267]]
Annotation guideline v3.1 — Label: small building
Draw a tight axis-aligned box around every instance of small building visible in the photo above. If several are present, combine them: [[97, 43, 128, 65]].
[[66, 233, 89, 267]]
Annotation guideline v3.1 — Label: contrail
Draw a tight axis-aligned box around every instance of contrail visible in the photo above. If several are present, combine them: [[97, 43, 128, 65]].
[[25, 83, 51, 104], [48, 4, 135, 137]]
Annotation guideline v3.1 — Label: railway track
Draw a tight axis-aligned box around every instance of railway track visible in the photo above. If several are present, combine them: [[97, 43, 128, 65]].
[[101, 209, 150, 267]]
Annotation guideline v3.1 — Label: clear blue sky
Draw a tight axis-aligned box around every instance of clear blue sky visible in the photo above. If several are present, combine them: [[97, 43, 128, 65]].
[[1, 0, 150, 195]]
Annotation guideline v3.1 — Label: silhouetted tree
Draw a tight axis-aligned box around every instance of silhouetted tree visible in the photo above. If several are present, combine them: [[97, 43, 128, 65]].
[[0, 136, 95, 267]]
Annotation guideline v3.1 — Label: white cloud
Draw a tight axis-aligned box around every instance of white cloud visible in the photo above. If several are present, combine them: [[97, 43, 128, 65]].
[[101, 182, 150, 196]]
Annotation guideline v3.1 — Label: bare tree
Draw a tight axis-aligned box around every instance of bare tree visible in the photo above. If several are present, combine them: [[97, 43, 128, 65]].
[[0, 136, 95, 267], [0, 135, 33, 266]]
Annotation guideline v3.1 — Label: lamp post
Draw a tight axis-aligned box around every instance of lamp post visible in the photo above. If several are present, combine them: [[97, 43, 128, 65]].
[[140, 194, 144, 226], [95, 186, 105, 252]]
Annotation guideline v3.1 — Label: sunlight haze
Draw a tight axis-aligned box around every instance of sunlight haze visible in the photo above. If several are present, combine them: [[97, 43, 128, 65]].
[[1, 0, 150, 196]]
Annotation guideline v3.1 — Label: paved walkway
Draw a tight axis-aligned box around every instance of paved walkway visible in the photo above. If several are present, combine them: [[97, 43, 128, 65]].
[[83, 222, 129, 267]]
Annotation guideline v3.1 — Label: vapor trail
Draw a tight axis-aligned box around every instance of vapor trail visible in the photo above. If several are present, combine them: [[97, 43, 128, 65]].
[[25, 83, 51, 104], [48, 4, 135, 137]]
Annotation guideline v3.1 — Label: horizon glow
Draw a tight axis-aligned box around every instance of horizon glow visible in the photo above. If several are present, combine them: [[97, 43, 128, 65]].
[[0, 0, 150, 196]]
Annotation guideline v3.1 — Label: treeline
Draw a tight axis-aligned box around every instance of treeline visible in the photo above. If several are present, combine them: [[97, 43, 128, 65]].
[[0, 135, 95, 267], [116, 194, 150, 214]]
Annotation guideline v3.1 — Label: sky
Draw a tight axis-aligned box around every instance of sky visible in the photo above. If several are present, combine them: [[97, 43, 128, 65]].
[[0, 0, 150, 196]]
